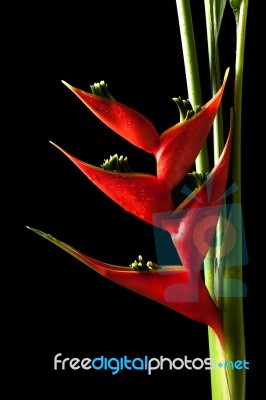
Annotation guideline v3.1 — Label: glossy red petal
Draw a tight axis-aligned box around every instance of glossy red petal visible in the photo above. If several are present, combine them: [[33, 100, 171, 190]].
[[156, 68, 229, 190], [51, 142, 175, 225], [27, 227, 223, 345], [157, 122, 233, 272], [62, 81, 160, 153]]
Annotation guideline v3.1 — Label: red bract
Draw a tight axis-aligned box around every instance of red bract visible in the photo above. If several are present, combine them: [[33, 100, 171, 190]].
[[27, 227, 223, 346], [50, 142, 175, 225], [156, 69, 229, 190], [157, 120, 233, 272], [61, 80, 160, 154]]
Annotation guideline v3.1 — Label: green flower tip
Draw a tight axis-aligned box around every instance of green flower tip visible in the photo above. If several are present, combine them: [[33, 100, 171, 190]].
[[172, 97, 201, 122], [101, 154, 132, 172], [187, 171, 209, 188], [90, 80, 115, 100], [26, 226, 52, 240], [130, 255, 158, 272]]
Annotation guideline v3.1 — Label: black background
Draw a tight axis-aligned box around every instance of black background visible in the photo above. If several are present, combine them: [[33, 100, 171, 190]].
[[16, 0, 260, 398]]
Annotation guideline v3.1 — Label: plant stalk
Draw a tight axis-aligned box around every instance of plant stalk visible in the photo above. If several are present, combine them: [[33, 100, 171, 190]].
[[222, 1, 249, 399], [176, 0, 248, 398], [175, 0, 209, 173], [204, 1, 229, 398]]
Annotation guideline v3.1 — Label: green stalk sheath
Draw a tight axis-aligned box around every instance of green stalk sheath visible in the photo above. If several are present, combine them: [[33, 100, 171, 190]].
[[231, 0, 248, 205], [175, 0, 209, 173], [205, 0, 249, 398], [176, 1, 229, 398], [204, 0, 224, 163], [204, 1, 229, 398], [176, 0, 248, 399], [222, 1, 249, 399]]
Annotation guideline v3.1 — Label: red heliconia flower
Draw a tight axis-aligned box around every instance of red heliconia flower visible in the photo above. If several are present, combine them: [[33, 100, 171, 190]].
[[27, 226, 223, 346], [56, 68, 229, 218], [28, 69, 232, 349], [28, 127, 232, 347]]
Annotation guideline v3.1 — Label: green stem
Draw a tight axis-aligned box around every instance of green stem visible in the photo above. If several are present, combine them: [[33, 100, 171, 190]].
[[205, 0, 249, 398], [176, 2, 230, 398], [222, 1, 249, 399], [231, 0, 248, 204], [176, 1, 248, 399], [175, 0, 209, 173], [204, 0, 224, 164], [203, 2, 229, 399]]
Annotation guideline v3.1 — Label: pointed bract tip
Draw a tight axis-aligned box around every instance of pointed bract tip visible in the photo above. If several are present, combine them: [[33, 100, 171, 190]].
[[26, 226, 48, 238], [26, 226, 39, 233], [224, 67, 230, 82], [61, 80, 72, 90], [49, 141, 74, 161], [49, 141, 62, 152]]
